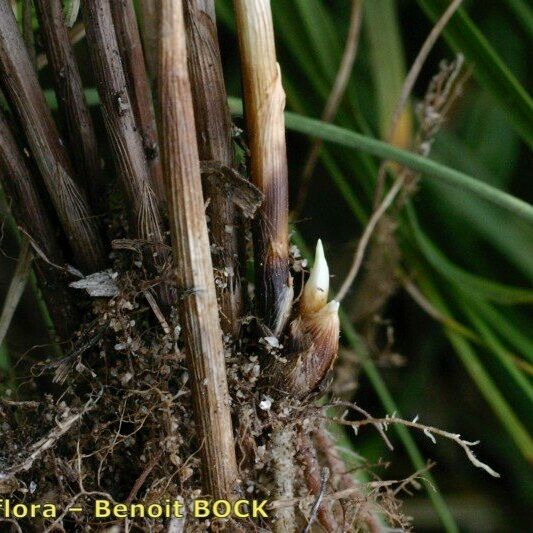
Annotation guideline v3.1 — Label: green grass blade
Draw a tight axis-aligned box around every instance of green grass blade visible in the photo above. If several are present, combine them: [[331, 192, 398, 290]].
[[504, 0, 533, 41], [464, 306, 533, 404], [293, 0, 340, 81], [363, 0, 407, 137], [472, 300, 533, 364], [417, 0, 533, 147], [419, 280, 533, 462], [407, 206, 533, 304], [0, 343, 8, 371], [229, 97, 533, 224]]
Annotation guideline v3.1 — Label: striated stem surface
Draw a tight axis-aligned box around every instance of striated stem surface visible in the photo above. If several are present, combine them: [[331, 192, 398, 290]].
[[0, 109, 79, 338], [158, 0, 239, 500], [138, 0, 158, 79], [35, 0, 103, 210], [82, 0, 164, 248], [110, 0, 165, 205], [0, 0, 104, 273], [233, 0, 292, 335], [184, 0, 243, 338]]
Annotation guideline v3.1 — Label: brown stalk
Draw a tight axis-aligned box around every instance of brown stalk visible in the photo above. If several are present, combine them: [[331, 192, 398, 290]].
[[137, 0, 158, 80], [34, 0, 103, 210], [183, 0, 243, 338], [298, 433, 338, 532], [158, 0, 239, 499], [22, 0, 36, 67], [110, 0, 165, 206], [36, 23, 86, 71], [233, 0, 293, 335], [0, 109, 79, 338], [81, 0, 164, 248], [314, 428, 382, 532], [0, 0, 105, 273]]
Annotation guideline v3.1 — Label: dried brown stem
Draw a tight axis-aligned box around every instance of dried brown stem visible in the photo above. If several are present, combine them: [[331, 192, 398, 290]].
[[314, 427, 383, 533], [137, 0, 158, 80], [110, 0, 165, 206], [234, 0, 292, 335], [0, 0, 105, 273], [81, 0, 164, 248], [184, 0, 243, 337], [36, 23, 86, 71], [22, 0, 36, 67], [35, 0, 103, 210], [0, 108, 79, 337], [158, 0, 239, 499], [270, 425, 296, 532], [298, 433, 338, 532]]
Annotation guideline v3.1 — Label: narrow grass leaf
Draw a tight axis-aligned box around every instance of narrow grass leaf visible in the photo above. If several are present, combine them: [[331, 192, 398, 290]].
[[0, 238, 31, 346], [229, 98, 533, 224]]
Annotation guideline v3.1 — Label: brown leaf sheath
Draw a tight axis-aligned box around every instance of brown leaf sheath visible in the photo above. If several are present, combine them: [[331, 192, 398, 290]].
[[137, 0, 158, 80], [0, 0, 105, 273], [233, 0, 293, 335], [34, 0, 103, 211], [158, 0, 239, 499], [81, 0, 164, 247], [110, 0, 165, 206], [0, 109, 79, 338], [184, 0, 243, 338]]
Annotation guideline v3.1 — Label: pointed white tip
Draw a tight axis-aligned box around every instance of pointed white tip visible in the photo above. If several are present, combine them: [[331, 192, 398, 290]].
[[301, 239, 330, 314]]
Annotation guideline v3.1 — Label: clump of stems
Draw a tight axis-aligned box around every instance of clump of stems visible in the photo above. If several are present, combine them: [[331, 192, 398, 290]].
[[110, 0, 165, 206], [34, 0, 102, 210], [0, 0, 105, 273], [0, 109, 78, 337], [184, 0, 244, 338], [82, 0, 164, 248]]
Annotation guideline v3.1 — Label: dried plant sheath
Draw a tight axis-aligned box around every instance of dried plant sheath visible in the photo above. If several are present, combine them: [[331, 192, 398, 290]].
[[158, 0, 239, 499], [0, 0, 105, 273], [0, 109, 79, 337], [110, 0, 165, 205], [184, 0, 243, 337], [82, 0, 164, 247], [233, 0, 292, 335], [34, 0, 103, 209], [138, 0, 158, 80], [268, 241, 340, 397]]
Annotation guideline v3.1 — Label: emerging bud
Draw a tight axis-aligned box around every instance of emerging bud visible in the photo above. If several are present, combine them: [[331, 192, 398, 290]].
[[300, 239, 329, 315], [266, 240, 340, 398]]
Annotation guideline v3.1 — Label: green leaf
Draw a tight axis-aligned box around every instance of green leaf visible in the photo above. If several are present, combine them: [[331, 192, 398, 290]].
[[505, 0, 533, 41], [417, 0, 533, 148], [363, 0, 407, 137], [464, 306, 533, 404], [430, 131, 533, 281], [407, 206, 533, 304], [472, 300, 533, 364], [228, 98, 533, 224], [0, 343, 8, 371], [418, 279, 533, 462]]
